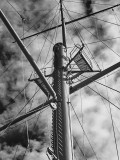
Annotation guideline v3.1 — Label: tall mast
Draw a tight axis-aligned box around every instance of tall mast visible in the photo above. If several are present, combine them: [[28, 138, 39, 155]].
[[1, 2, 120, 160], [60, 0, 67, 48], [52, 43, 73, 160], [51, 1, 73, 160]]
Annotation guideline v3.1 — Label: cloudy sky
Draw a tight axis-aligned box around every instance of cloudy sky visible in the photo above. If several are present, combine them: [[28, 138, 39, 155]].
[[0, 0, 120, 160]]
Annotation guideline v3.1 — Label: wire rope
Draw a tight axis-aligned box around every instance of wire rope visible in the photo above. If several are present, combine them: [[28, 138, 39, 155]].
[[0, 88, 40, 136], [30, 4, 60, 50], [72, 72, 120, 138], [73, 72, 120, 135], [5, 106, 49, 131], [64, 0, 114, 6], [12, 101, 49, 159], [63, 2, 120, 60], [20, 5, 59, 40], [63, 8, 84, 46], [87, 85, 120, 111], [53, 9, 61, 45], [63, 3, 101, 70], [0, 7, 57, 129], [104, 75, 120, 160], [80, 90, 85, 154], [70, 102, 99, 160], [85, 36, 120, 45], [73, 136, 88, 160], [65, 8, 120, 27], [20, 96, 51, 160], [74, 16, 120, 58], [43, 11, 59, 66], [0, 61, 14, 78], [42, 6, 60, 68], [12, 15, 30, 160], [1, 0, 59, 116], [112, 9, 120, 33], [90, 75, 120, 159], [22, 18, 30, 157], [77, 73, 120, 95]]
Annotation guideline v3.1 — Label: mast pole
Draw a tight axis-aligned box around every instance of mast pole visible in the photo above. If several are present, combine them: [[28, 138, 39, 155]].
[[52, 43, 73, 160], [60, 0, 67, 48], [51, 1, 73, 160]]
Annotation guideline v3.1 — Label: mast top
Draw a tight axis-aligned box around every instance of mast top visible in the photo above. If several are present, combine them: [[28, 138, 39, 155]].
[[60, 0, 67, 49]]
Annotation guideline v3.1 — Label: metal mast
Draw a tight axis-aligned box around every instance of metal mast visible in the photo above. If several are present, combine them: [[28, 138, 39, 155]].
[[1, 2, 120, 160], [51, 0, 73, 160], [60, 0, 66, 48]]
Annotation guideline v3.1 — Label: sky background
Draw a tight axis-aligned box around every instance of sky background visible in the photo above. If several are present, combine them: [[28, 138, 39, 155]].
[[0, 0, 120, 160]]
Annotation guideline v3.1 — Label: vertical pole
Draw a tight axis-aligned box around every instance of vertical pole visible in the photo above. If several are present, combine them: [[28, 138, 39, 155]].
[[52, 43, 73, 160], [60, 0, 67, 48]]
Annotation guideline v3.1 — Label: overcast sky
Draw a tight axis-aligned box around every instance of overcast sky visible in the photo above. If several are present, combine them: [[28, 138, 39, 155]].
[[0, 0, 120, 160]]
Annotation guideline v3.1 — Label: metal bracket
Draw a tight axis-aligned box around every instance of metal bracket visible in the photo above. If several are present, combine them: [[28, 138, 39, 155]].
[[50, 102, 57, 110], [46, 147, 59, 160]]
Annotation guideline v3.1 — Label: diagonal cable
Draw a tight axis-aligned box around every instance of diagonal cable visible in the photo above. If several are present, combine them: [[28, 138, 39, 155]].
[[70, 102, 99, 160]]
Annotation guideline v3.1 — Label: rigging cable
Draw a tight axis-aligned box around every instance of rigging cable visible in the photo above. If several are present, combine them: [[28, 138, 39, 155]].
[[43, 11, 61, 71], [70, 102, 99, 160], [80, 90, 85, 154], [7, 106, 49, 131], [43, 5, 60, 66], [22, 17, 30, 155], [73, 136, 88, 160], [0, 4, 59, 159], [0, 59, 51, 129], [7, 0, 26, 21], [74, 74, 120, 136], [104, 75, 120, 160], [20, 5, 59, 39], [54, 9, 61, 45], [26, 4, 60, 49], [0, 61, 14, 78], [62, 8, 120, 27], [64, 1, 113, 6], [12, 99, 49, 160], [0, 6, 59, 127], [92, 77, 120, 159], [0, 88, 40, 136], [63, 4, 84, 47], [113, 9, 120, 23], [77, 17, 120, 58], [63, 2, 120, 59], [63, 3, 101, 70], [13, 13, 29, 159], [86, 36, 120, 45], [3, 0, 58, 111], [87, 85, 120, 111], [112, 9, 120, 33], [18, 5, 59, 49], [79, 73, 120, 95], [21, 107, 47, 159], [72, 75, 120, 159]]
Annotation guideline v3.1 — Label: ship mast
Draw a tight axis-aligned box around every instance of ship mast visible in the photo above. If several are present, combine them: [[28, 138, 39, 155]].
[[1, 2, 120, 160], [60, 0, 66, 48], [51, 0, 73, 160]]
